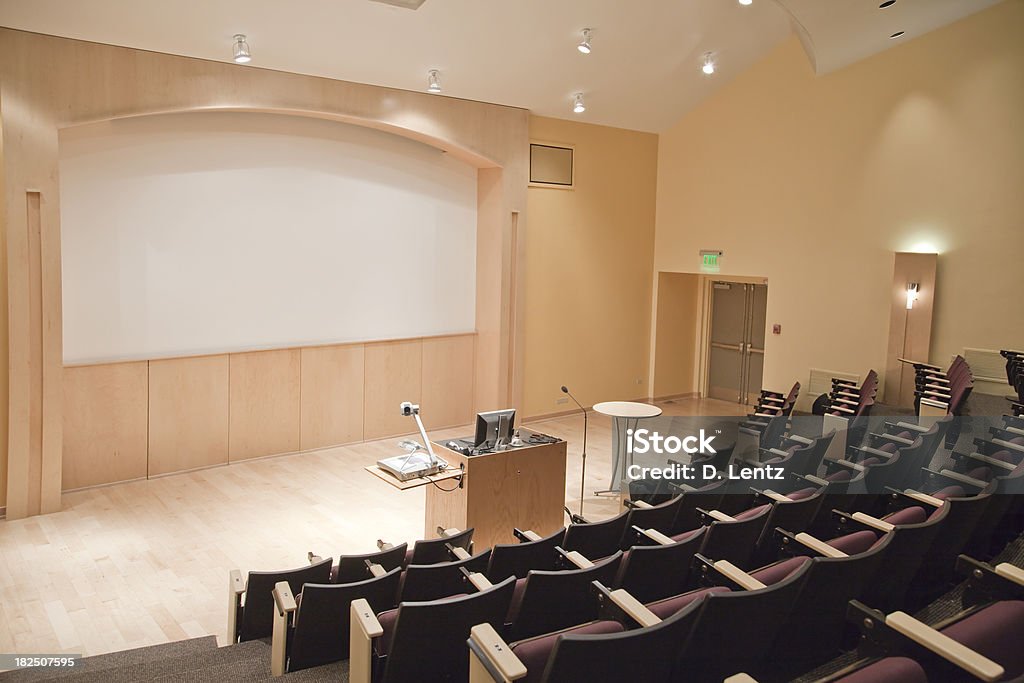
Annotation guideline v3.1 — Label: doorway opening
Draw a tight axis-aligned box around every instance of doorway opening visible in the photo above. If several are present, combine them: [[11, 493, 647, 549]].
[[703, 279, 768, 405]]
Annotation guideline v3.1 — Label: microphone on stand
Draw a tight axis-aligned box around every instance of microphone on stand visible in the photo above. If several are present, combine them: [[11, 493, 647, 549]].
[[561, 385, 588, 518]]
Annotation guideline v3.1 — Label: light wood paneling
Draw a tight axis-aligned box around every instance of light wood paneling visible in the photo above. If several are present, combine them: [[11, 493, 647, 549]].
[[363, 340, 422, 440], [62, 362, 148, 490], [299, 344, 364, 450], [229, 349, 300, 461], [422, 335, 475, 429], [148, 355, 229, 476], [884, 253, 938, 408]]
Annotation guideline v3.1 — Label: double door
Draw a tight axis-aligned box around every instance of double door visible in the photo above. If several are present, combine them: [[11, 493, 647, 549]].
[[707, 282, 767, 404]]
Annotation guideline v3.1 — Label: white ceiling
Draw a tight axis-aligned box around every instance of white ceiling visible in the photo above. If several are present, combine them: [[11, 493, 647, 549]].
[[0, 0, 1001, 132]]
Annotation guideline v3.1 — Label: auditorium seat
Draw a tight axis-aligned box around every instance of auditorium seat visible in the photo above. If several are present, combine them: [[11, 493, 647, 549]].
[[485, 528, 565, 581], [351, 575, 516, 683], [614, 526, 707, 603], [397, 549, 492, 602], [228, 557, 333, 643], [561, 509, 631, 559], [325, 543, 408, 583], [269, 567, 401, 673], [395, 527, 475, 565]]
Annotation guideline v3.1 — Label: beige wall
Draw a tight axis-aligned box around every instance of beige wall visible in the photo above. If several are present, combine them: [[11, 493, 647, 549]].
[[0, 97, 6, 510], [523, 116, 658, 417], [655, 1, 1024, 406], [652, 272, 701, 399]]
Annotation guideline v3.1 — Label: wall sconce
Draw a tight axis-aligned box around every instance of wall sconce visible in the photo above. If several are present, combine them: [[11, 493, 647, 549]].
[[906, 282, 919, 310]]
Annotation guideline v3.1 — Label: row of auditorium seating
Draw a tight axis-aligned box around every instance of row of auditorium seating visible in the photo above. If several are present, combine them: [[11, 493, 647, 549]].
[[1001, 349, 1024, 416], [221, 411, 1022, 681], [903, 354, 974, 419]]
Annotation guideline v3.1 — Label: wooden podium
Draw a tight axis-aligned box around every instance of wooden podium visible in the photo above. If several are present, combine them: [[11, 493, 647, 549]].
[[366, 429, 567, 550]]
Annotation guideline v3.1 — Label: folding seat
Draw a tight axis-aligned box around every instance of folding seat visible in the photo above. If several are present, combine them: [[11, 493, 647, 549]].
[[467, 580, 708, 683], [752, 381, 800, 418], [614, 525, 707, 603], [485, 528, 565, 582], [269, 566, 402, 674], [561, 509, 631, 559], [504, 549, 624, 641], [723, 658, 931, 683], [735, 413, 789, 457], [227, 557, 333, 643], [350, 575, 517, 683], [317, 543, 408, 584], [618, 494, 685, 548], [745, 485, 827, 566], [840, 556, 1024, 683], [384, 526, 474, 565], [666, 480, 727, 534], [397, 549, 492, 602], [689, 503, 773, 569]]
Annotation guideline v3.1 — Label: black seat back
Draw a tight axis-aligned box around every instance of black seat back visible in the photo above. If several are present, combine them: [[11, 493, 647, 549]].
[[399, 550, 491, 603], [622, 496, 684, 548], [562, 511, 630, 559], [671, 484, 725, 535], [674, 560, 812, 682], [335, 543, 408, 583], [238, 558, 333, 642], [487, 528, 564, 581], [508, 551, 623, 641], [380, 577, 516, 683], [287, 568, 401, 672], [699, 506, 771, 570], [538, 587, 703, 683], [407, 528, 474, 565], [615, 528, 706, 603]]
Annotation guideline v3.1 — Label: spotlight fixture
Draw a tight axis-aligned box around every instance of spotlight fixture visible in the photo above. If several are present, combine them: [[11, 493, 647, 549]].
[[577, 28, 592, 54], [701, 52, 715, 75], [572, 93, 586, 114], [232, 34, 251, 63], [906, 283, 920, 310], [890, 31, 905, 39], [879, 0, 896, 7], [427, 69, 442, 93], [739, 0, 753, 5]]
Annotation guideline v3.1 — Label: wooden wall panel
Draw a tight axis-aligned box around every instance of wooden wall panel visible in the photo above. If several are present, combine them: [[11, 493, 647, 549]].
[[363, 340, 422, 440], [422, 335, 475, 429], [884, 253, 938, 408], [300, 344, 364, 450], [229, 349, 301, 461], [148, 355, 229, 476], [62, 362, 148, 490]]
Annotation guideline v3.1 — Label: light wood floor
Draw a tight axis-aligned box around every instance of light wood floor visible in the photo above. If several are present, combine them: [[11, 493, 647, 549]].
[[0, 397, 748, 659]]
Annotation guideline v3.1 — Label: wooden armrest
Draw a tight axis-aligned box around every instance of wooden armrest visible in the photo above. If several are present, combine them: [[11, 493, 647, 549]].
[[227, 569, 245, 644], [271, 581, 297, 676], [793, 532, 847, 558], [787, 434, 813, 445], [895, 421, 929, 432], [640, 528, 675, 546], [633, 500, 653, 509], [307, 552, 324, 565], [899, 357, 939, 369], [802, 474, 828, 486], [440, 527, 462, 538], [992, 438, 1024, 454], [760, 489, 790, 503], [766, 448, 790, 458], [706, 509, 735, 523], [607, 588, 661, 628], [876, 434, 913, 446], [967, 453, 1016, 471], [919, 398, 948, 410], [367, 562, 386, 578], [754, 411, 778, 418], [468, 623, 527, 683], [995, 563, 1024, 587], [834, 397, 858, 406], [851, 512, 894, 532], [832, 459, 866, 472], [450, 546, 471, 560], [886, 612, 1004, 682], [350, 598, 383, 683], [557, 548, 594, 569], [377, 540, 395, 551], [230, 569, 245, 596], [712, 560, 767, 591], [937, 468, 989, 489], [725, 675, 759, 683], [830, 405, 855, 414], [272, 581, 297, 615], [902, 490, 945, 508], [467, 572, 494, 592], [851, 446, 893, 460], [520, 529, 542, 542]]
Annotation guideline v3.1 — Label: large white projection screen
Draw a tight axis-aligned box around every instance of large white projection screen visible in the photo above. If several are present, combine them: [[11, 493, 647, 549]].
[[59, 112, 478, 363]]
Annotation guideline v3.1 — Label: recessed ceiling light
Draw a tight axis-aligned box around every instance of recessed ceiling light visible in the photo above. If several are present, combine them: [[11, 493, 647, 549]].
[[889, 30, 905, 39], [879, 0, 896, 7], [573, 93, 586, 114], [701, 52, 716, 75], [739, 0, 753, 5], [427, 69, 442, 93], [232, 34, 251, 63], [577, 29, 592, 54]]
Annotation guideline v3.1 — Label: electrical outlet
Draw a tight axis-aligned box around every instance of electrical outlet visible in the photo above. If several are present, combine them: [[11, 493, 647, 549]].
[[556, 397, 569, 405]]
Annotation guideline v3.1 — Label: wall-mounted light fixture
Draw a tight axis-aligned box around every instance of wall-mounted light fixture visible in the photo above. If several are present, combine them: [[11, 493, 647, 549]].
[[906, 282, 920, 310]]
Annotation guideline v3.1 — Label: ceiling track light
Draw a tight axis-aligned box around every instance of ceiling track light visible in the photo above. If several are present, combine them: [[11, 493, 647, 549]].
[[427, 69, 442, 93], [232, 34, 251, 63], [572, 93, 586, 114], [577, 28, 592, 54], [701, 52, 715, 75], [739, 0, 753, 5], [889, 30, 905, 39]]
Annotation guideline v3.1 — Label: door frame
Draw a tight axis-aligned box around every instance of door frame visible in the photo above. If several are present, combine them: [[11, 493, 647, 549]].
[[698, 275, 769, 405]]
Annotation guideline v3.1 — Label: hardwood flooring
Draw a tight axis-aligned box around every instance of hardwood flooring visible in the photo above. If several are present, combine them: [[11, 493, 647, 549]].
[[0, 397, 747, 659]]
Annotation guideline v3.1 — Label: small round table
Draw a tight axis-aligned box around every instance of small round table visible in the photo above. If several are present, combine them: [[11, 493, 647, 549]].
[[593, 401, 663, 495]]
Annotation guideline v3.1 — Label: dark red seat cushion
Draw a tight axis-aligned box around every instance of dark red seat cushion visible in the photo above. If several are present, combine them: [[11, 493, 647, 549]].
[[511, 620, 625, 683]]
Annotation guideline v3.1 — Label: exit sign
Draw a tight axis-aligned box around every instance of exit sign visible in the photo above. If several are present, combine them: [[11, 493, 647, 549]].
[[700, 249, 723, 272]]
